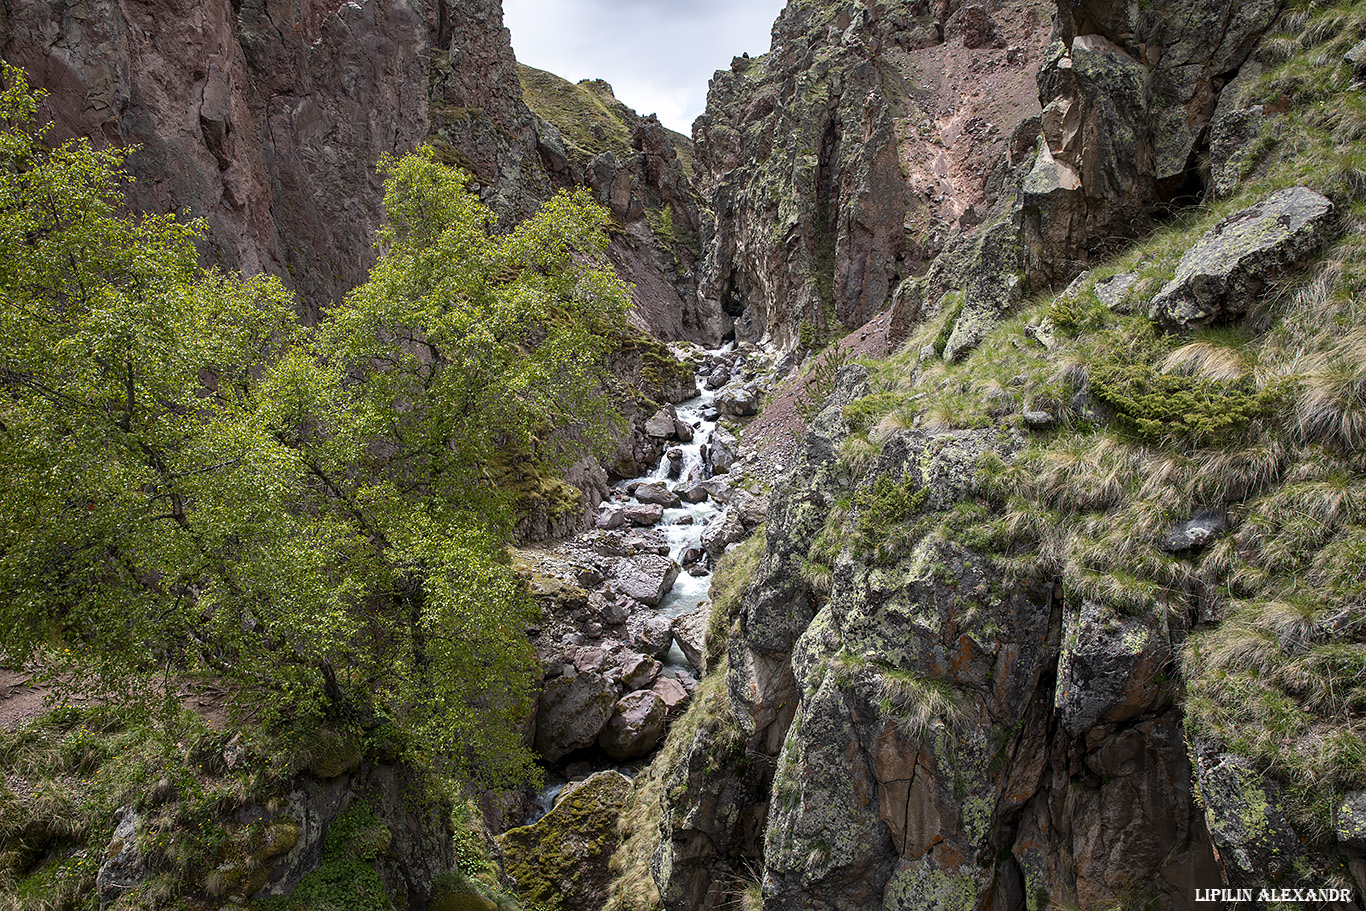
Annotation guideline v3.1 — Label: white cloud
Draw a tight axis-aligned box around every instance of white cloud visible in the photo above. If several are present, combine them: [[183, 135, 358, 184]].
[[502, 0, 786, 134]]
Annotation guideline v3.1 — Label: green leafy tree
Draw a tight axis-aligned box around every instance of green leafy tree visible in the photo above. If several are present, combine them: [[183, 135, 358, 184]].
[[0, 64, 630, 786]]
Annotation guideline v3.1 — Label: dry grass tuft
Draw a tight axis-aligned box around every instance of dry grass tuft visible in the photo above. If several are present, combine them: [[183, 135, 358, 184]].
[[1160, 342, 1249, 382]]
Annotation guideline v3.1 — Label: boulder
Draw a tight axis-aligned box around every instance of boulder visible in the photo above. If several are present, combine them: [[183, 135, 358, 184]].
[[699, 478, 736, 503], [1161, 510, 1227, 553], [622, 531, 671, 556], [534, 672, 617, 762], [715, 386, 760, 417], [97, 807, 151, 907], [700, 507, 747, 557], [652, 676, 690, 710], [572, 648, 606, 674], [623, 503, 665, 527], [671, 603, 709, 674], [1191, 738, 1301, 887], [680, 483, 710, 504], [645, 406, 679, 439], [1094, 272, 1138, 310], [734, 492, 769, 529], [612, 555, 679, 606], [1151, 187, 1334, 330], [598, 691, 667, 759], [674, 419, 695, 443], [626, 613, 674, 659], [634, 481, 682, 509], [1209, 107, 1264, 199], [704, 367, 731, 390], [496, 771, 630, 911], [706, 427, 739, 474], [619, 651, 662, 690], [1348, 40, 1366, 79], [595, 505, 626, 530]]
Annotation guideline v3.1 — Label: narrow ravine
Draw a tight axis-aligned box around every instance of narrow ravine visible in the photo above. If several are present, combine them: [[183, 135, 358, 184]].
[[518, 342, 770, 823]]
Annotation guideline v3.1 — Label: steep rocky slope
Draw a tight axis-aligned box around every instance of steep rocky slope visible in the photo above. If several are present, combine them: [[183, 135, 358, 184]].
[[694, 0, 1053, 348], [518, 65, 726, 344], [1, 0, 513, 320], [0, 0, 723, 344], [625, 0, 1366, 908]]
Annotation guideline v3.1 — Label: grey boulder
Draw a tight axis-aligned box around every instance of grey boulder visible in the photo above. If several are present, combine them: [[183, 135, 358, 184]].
[[534, 672, 617, 762], [612, 554, 679, 606], [1151, 187, 1334, 330], [634, 480, 682, 509]]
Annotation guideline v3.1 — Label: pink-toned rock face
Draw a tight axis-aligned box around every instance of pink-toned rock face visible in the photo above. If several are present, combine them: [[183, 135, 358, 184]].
[[1, 0, 537, 319], [598, 690, 665, 760], [651, 676, 689, 710]]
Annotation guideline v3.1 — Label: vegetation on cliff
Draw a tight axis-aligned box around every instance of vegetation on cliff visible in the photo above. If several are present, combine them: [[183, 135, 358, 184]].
[[797, 0, 1366, 869]]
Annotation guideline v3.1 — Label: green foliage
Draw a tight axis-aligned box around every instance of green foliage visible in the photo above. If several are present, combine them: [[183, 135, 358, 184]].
[[852, 473, 929, 560], [1088, 355, 1278, 443], [0, 65, 631, 789], [258, 806, 394, 911], [1046, 287, 1109, 334]]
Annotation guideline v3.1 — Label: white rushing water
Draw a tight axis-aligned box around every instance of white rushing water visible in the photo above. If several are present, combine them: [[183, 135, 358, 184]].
[[612, 370, 727, 667]]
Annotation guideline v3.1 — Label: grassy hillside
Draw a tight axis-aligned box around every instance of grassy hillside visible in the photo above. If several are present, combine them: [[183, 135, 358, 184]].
[[516, 64, 696, 176], [517, 64, 639, 160]]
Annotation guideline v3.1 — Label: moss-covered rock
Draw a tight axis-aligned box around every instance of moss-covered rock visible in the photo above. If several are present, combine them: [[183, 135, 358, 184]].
[[496, 770, 631, 911]]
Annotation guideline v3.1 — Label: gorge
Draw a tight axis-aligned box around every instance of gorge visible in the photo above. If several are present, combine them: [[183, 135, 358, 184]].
[[2, 0, 1366, 910]]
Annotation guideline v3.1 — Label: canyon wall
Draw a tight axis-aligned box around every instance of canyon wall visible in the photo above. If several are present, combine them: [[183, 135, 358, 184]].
[[0, 0, 721, 342], [693, 0, 1052, 349], [641, 0, 1363, 908]]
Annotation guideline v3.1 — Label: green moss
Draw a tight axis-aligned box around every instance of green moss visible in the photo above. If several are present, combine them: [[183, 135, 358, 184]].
[[934, 293, 966, 357], [496, 773, 629, 911], [296, 728, 364, 780], [257, 806, 394, 911], [489, 450, 585, 526]]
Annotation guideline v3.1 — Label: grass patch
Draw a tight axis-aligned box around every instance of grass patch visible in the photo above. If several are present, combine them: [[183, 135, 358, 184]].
[[707, 527, 766, 666], [517, 65, 637, 161]]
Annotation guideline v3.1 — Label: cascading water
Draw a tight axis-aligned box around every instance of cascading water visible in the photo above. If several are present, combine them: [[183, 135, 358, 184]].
[[524, 348, 743, 823], [641, 384, 723, 667]]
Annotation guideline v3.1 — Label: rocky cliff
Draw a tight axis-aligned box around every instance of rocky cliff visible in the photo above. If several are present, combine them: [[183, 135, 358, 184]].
[[636, 0, 1366, 908], [519, 64, 726, 344], [694, 0, 1053, 349]]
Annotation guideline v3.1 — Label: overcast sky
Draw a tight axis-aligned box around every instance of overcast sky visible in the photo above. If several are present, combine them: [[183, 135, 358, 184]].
[[502, 0, 788, 135]]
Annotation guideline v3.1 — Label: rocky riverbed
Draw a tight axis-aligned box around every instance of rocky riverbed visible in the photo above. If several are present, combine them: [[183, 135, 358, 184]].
[[514, 341, 777, 814]]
